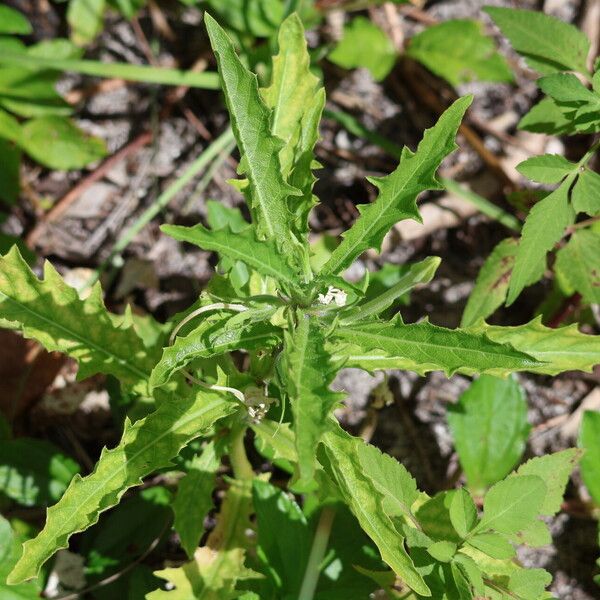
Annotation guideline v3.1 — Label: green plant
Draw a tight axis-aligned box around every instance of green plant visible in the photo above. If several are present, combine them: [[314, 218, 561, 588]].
[[463, 8, 600, 325], [2, 12, 599, 599]]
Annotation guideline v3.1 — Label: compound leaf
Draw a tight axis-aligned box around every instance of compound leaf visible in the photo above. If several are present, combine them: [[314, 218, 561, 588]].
[[0, 247, 156, 395], [572, 168, 600, 215], [7, 390, 236, 584], [516, 154, 576, 184], [477, 475, 546, 536], [484, 7, 591, 76], [515, 448, 581, 516], [507, 179, 575, 305], [555, 229, 600, 304], [320, 96, 471, 275], [407, 19, 512, 86], [461, 238, 544, 327], [319, 427, 430, 596]]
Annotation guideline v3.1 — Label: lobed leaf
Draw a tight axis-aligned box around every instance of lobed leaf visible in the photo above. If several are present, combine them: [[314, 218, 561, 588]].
[[150, 309, 281, 389], [161, 223, 299, 288], [261, 13, 325, 234], [8, 390, 236, 584], [319, 427, 430, 596], [471, 317, 600, 374], [320, 96, 472, 276], [204, 14, 304, 268], [281, 311, 342, 488], [330, 319, 542, 377], [0, 247, 156, 395]]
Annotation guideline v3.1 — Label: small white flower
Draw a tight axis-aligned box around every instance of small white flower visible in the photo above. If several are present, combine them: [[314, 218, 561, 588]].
[[318, 286, 348, 307]]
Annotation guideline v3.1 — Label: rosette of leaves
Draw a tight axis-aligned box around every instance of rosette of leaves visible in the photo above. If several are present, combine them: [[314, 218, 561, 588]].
[[1, 12, 598, 599], [463, 8, 600, 324]]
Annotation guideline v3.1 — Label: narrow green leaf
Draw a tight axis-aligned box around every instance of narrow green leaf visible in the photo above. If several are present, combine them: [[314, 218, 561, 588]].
[[0, 49, 220, 89], [477, 475, 546, 536], [407, 19, 512, 86], [173, 441, 221, 558], [484, 7, 591, 76], [507, 179, 575, 305], [467, 532, 515, 559], [0, 247, 156, 394], [261, 13, 325, 234], [281, 311, 341, 488], [453, 554, 484, 597], [515, 449, 580, 516], [331, 320, 541, 377], [319, 427, 430, 596], [461, 238, 544, 327], [20, 116, 106, 170], [0, 5, 32, 34], [320, 96, 472, 275], [0, 107, 22, 143], [538, 72, 599, 104], [517, 154, 577, 184], [555, 229, 600, 304], [342, 256, 440, 324], [161, 223, 299, 288], [329, 17, 396, 81], [7, 390, 236, 584], [0, 138, 21, 206], [150, 309, 281, 389], [205, 14, 304, 266], [449, 488, 478, 538], [471, 317, 600, 374], [448, 375, 529, 491], [579, 411, 600, 505], [572, 168, 600, 215]]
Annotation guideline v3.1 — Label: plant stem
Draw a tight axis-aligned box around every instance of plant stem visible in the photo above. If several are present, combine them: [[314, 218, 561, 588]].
[[0, 50, 220, 89], [298, 506, 336, 600], [229, 425, 254, 481]]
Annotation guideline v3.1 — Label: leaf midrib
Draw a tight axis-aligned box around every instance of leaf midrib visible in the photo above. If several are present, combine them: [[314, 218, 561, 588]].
[[0, 291, 149, 382], [15, 395, 227, 580]]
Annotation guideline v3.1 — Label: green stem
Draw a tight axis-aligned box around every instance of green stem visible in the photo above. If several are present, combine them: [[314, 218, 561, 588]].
[[442, 177, 522, 233], [298, 506, 336, 600], [229, 425, 254, 481], [0, 50, 220, 89]]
